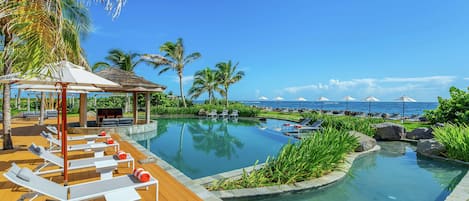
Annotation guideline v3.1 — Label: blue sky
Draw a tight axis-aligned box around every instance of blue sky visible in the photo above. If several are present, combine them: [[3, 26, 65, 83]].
[[82, 0, 469, 102]]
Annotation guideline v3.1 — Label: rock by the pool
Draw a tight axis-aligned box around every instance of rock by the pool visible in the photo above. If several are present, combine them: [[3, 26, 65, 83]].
[[406, 127, 433, 140], [416, 139, 446, 156], [349, 131, 377, 152], [373, 122, 405, 141]]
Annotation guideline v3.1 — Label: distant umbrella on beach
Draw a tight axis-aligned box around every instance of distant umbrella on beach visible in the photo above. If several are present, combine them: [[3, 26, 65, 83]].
[[397, 95, 416, 123], [343, 96, 356, 111], [258, 96, 268, 100], [274, 96, 284, 101], [297, 97, 307, 108], [317, 96, 329, 111], [364, 96, 380, 116]]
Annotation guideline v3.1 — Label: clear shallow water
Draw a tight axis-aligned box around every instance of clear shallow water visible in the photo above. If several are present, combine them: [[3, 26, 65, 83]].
[[242, 101, 438, 115], [135, 118, 295, 179], [250, 141, 467, 201]]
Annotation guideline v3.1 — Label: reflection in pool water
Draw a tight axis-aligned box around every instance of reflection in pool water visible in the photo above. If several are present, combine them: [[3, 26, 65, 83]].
[[249, 141, 467, 201], [134, 118, 294, 179]]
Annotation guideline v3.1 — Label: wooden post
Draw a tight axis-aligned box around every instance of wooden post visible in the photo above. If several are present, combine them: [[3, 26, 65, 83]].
[[133, 92, 138, 124], [39, 92, 45, 125], [61, 84, 69, 186], [145, 92, 151, 124], [79, 93, 87, 127]]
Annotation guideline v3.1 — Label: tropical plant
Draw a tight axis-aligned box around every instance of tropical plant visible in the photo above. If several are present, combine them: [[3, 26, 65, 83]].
[[0, 0, 90, 150], [424, 86, 469, 124], [302, 112, 384, 136], [188, 68, 223, 104], [209, 127, 358, 190], [141, 38, 201, 108], [92, 48, 141, 72], [215, 60, 245, 107], [433, 124, 469, 162]]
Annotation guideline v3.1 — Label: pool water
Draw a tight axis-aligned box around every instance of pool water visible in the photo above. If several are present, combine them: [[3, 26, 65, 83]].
[[135, 118, 294, 179], [251, 141, 467, 201]]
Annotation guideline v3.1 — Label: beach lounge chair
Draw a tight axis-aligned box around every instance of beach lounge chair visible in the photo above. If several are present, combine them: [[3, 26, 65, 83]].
[[218, 109, 229, 118], [46, 126, 110, 143], [282, 118, 312, 131], [229, 110, 239, 118], [288, 119, 323, 136], [40, 131, 119, 154], [206, 109, 217, 118], [4, 163, 158, 201], [28, 143, 134, 175]]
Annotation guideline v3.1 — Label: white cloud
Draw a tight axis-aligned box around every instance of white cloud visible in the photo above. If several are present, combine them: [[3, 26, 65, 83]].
[[464, 77, 469, 80], [381, 76, 455, 85], [282, 76, 456, 99], [174, 75, 194, 85]]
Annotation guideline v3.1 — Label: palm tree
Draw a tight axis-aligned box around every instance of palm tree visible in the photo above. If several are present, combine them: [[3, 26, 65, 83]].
[[92, 48, 141, 72], [188, 68, 223, 104], [216, 60, 245, 107], [141, 38, 201, 108], [0, 0, 90, 150]]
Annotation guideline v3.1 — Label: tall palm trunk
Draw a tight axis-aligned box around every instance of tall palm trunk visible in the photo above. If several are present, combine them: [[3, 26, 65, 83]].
[[224, 86, 229, 107], [16, 89, 21, 110], [208, 90, 213, 105], [39, 92, 45, 125], [178, 71, 187, 108], [2, 31, 14, 150]]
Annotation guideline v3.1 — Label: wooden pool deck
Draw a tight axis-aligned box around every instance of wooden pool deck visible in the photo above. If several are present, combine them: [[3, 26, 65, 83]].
[[0, 117, 203, 201]]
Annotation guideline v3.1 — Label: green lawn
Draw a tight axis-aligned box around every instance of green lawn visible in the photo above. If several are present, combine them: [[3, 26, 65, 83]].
[[259, 111, 432, 132]]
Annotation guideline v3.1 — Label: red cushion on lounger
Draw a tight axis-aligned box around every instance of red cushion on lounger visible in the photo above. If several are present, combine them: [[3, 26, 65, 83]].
[[116, 150, 127, 160], [294, 125, 302, 128], [137, 171, 151, 182], [106, 138, 114, 144], [99, 131, 106, 136], [133, 168, 144, 177]]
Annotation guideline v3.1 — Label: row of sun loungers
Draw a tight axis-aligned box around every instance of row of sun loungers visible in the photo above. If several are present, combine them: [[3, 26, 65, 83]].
[[259, 107, 426, 121], [204, 109, 239, 119], [281, 118, 324, 139], [3, 128, 159, 201]]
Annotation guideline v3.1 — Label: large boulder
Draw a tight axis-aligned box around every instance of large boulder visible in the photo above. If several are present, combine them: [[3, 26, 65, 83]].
[[349, 131, 377, 152], [416, 139, 446, 156], [373, 122, 405, 141], [406, 127, 433, 140]]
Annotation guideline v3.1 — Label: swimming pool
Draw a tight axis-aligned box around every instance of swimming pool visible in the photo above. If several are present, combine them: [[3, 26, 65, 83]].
[[249, 141, 467, 201], [134, 118, 294, 179]]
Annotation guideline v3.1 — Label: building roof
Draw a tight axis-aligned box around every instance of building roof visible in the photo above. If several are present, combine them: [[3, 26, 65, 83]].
[[95, 67, 166, 92]]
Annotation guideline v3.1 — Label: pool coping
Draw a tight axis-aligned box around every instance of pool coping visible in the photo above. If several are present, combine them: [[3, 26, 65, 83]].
[[208, 145, 381, 200], [117, 132, 223, 201]]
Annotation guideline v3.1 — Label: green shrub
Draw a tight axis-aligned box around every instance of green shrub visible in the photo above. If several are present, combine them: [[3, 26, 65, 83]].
[[151, 103, 260, 117], [433, 124, 469, 162], [301, 112, 384, 136], [208, 127, 358, 190], [424, 86, 469, 124]]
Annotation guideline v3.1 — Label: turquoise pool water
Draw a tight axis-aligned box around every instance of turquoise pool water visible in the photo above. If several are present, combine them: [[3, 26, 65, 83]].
[[135, 118, 294, 179], [249, 141, 467, 201]]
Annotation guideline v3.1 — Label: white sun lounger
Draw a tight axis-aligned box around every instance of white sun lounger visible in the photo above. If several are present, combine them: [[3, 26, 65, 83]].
[[28, 143, 134, 175], [40, 131, 119, 154], [46, 126, 111, 144], [4, 163, 158, 201]]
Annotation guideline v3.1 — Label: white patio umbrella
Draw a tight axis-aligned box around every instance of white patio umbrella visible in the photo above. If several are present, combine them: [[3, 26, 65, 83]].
[[0, 61, 120, 185], [317, 96, 329, 111], [297, 97, 307, 108], [364, 96, 380, 116], [397, 95, 416, 123], [274, 96, 284, 101], [343, 96, 356, 111], [258, 96, 269, 100]]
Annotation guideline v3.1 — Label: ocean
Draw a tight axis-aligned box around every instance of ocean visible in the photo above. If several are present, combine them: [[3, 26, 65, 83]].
[[241, 101, 439, 116]]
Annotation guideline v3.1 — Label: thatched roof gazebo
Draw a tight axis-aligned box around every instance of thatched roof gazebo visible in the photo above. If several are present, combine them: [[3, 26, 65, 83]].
[[88, 68, 166, 126]]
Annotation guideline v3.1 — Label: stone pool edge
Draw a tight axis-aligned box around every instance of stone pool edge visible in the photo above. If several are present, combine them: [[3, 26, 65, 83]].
[[117, 133, 222, 201], [209, 145, 381, 200]]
